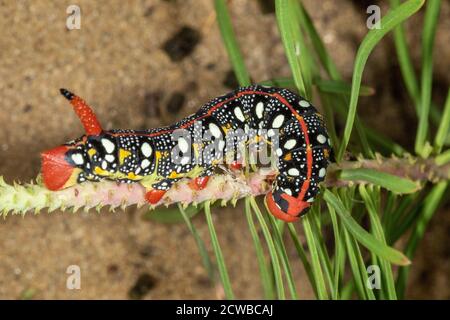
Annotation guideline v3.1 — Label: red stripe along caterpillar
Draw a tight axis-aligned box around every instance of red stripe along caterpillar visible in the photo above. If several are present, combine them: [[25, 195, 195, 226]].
[[41, 85, 332, 222]]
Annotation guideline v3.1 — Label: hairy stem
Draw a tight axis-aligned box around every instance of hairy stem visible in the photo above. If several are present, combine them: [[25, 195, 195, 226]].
[[1, 155, 449, 216]]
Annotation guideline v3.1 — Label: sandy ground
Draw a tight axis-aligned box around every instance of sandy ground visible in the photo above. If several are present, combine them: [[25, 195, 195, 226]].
[[0, 0, 448, 299]]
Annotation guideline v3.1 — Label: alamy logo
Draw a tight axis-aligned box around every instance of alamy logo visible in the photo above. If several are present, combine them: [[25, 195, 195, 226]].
[[66, 5, 81, 30], [66, 265, 81, 290], [366, 265, 381, 290], [366, 5, 381, 30]]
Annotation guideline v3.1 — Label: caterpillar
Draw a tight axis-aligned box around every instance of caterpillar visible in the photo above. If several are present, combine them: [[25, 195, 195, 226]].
[[41, 85, 332, 222]]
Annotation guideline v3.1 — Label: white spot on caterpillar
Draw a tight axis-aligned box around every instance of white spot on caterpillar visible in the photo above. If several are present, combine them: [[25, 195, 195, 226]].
[[71, 153, 84, 165], [319, 167, 326, 178], [141, 142, 152, 157], [101, 138, 115, 154], [307, 197, 315, 202], [234, 107, 245, 122], [101, 160, 108, 170], [283, 188, 292, 196], [268, 129, 276, 137], [317, 134, 327, 144], [299, 100, 310, 108], [272, 114, 285, 128], [276, 148, 283, 157], [135, 167, 142, 175], [284, 139, 296, 150], [218, 140, 225, 151], [178, 137, 189, 154], [180, 156, 190, 165], [141, 159, 150, 169], [209, 123, 222, 138], [105, 154, 115, 163], [288, 168, 300, 176], [255, 102, 264, 119]]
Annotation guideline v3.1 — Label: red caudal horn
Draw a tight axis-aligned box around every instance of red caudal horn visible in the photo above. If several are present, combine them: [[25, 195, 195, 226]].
[[60, 88, 103, 136]]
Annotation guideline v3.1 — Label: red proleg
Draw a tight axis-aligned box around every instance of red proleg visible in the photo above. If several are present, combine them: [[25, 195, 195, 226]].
[[145, 189, 166, 204], [188, 176, 210, 191]]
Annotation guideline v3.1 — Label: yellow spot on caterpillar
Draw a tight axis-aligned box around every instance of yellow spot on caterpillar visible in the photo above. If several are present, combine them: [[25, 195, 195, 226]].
[[324, 148, 330, 159], [127, 172, 140, 180], [62, 168, 82, 188], [169, 171, 180, 179], [88, 148, 96, 157], [119, 148, 131, 164], [284, 153, 292, 161], [94, 166, 110, 176]]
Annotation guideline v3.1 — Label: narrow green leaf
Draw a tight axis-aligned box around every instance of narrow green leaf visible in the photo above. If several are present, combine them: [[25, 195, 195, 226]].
[[359, 185, 397, 299], [296, 2, 341, 80], [415, 0, 441, 156], [244, 198, 275, 299], [435, 149, 450, 165], [310, 212, 335, 296], [340, 168, 420, 194], [267, 214, 299, 299], [178, 204, 215, 281], [287, 223, 317, 296], [337, 0, 425, 161], [255, 197, 285, 299], [316, 79, 375, 96], [260, 78, 374, 96], [275, 0, 309, 97], [324, 190, 411, 266], [390, 0, 420, 110], [303, 215, 329, 299], [343, 228, 369, 299], [204, 201, 235, 299], [396, 181, 448, 298], [214, 0, 251, 86], [434, 89, 450, 152], [326, 203, 342, 300]]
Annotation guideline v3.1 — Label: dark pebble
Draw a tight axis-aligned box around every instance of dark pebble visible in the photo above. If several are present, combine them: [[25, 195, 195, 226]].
[[163, 26, 201, 62], [128, 273, 157, 300], [166, 92, 185, 114], [223, 70, 239, 89]]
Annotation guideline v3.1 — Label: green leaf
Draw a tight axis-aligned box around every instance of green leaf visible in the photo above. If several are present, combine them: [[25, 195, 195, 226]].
[[214, 0, 251, 86], [340, 168, 420, 194], [178, 204, 215, 281], [204, 201, 235, 299], [143, 204, 202, 223], [434, 89, 450, 152], [337, 0, 425, 161], [359, 185, 397, 299], [324, 190, 411, 266], [244, 198, 275, 299], [275, 0, 312, 97], [287, 223, 317, 296], [302, 215, 329, 299], [259, 78, 375, 96], [256, 197, 286, 299], [435, 149, 450, 166], [396, 181, 448, 298], [315, 79, 375, 96], [415, 0, 441, 156], [267, 214, 299, 299]]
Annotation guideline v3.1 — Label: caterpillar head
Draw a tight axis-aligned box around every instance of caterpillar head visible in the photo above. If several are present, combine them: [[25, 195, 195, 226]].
[[41, 89, 103, 190]]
